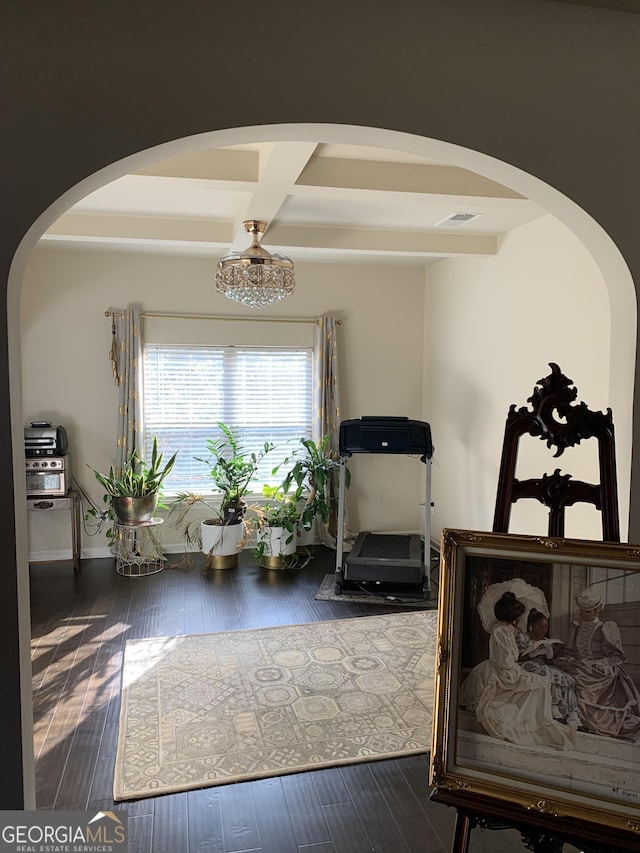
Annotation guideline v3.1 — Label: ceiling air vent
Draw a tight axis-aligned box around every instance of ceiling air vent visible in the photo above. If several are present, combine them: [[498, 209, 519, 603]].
[[435, 212, 482, 228]]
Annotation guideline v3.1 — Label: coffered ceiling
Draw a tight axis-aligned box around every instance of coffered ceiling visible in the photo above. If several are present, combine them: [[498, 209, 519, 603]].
[[42, 141, 548, 267]]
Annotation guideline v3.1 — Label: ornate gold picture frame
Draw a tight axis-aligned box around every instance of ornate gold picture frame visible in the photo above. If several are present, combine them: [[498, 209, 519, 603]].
[[430, 529, 640, 835]]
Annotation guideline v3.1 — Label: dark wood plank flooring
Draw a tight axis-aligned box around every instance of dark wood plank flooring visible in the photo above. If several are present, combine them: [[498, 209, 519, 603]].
[[29, 547, 538, 852]]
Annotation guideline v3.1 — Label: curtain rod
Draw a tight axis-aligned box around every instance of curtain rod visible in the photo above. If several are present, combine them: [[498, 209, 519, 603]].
[[105, 310, 341, 325]]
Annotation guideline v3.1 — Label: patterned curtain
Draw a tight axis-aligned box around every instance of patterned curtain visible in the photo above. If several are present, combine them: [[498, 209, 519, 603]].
[[313, 315, 341, 449], [313, 315, 347, 548], [112, 307, 143, 474], [110, 308, 163, 560]]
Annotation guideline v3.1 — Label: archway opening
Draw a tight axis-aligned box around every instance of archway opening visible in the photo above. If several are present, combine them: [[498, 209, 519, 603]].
[[9, 122, 636, 805]]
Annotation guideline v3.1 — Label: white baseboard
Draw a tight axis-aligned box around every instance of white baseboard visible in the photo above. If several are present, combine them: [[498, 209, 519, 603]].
[[29, 541, 252, 563], [28, 548, 86, 563], [29, 536, 433, 565]]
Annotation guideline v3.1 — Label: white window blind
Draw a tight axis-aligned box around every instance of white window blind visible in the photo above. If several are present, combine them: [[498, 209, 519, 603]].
[[143, 345, 313, 495]]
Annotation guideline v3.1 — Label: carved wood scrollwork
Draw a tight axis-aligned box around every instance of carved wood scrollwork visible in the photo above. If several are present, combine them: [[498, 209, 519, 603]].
[[493, 363, 620, 542], [513, 362, 614, 456]]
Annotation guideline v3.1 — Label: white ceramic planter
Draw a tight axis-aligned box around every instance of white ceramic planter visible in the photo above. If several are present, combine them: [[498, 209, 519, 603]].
[[257, 525, 297, 569], [258, 525, 297, 557], [295, 519, 315, 551], [200, 519, 245, 569]]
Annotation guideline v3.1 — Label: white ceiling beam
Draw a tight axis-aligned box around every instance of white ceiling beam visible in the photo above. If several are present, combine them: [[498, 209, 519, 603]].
[[229, 142, 319, 250], [43, 214, 497, 258]]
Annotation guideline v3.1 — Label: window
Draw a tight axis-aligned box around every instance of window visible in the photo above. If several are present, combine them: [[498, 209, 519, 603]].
[[143, 345, 313, 496], [588, 565, 640, 605]]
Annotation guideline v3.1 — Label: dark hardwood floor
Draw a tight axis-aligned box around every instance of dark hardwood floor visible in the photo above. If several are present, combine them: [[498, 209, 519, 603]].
[[29, 547, 533, 852]]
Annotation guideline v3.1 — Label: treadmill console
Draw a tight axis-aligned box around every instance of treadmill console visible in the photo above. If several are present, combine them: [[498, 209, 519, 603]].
[[339, 416, 433, 461]]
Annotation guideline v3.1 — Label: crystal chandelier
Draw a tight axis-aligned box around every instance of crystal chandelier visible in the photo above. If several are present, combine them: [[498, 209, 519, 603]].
[[215, 220, 296, 308]]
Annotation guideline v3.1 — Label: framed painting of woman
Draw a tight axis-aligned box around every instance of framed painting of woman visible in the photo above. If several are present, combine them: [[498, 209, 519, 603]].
[[430, 528, 640, 836]]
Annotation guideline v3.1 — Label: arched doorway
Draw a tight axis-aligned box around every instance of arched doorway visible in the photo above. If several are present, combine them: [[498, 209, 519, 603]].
[[9, 123, 636, 806]]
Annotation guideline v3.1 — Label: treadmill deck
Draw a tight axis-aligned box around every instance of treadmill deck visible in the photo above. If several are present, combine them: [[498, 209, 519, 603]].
[[342, 532, 424, 586]]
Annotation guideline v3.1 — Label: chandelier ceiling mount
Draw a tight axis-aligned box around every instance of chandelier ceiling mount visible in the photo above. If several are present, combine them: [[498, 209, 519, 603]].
[[215, 220, 296, 309]]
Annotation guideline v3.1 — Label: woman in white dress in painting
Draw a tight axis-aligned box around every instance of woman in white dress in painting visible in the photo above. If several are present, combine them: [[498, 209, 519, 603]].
[[459, 591, 575, 749]]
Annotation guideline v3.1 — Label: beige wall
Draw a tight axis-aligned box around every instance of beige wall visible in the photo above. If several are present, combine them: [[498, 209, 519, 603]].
[[23, 210, 619, 560], [425, 213, 617, 541], [21, 247, 427, 558]]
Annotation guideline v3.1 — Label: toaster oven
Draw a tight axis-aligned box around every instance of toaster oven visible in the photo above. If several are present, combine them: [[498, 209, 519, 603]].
[[25, 456, 70, 497]]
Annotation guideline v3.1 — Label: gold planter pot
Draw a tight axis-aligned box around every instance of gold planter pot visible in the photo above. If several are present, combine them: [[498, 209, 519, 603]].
[[206, 553, 239, 570], [259, 555, 289, 570]]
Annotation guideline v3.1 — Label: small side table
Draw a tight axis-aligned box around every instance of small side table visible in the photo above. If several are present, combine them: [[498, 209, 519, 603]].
[[27, 489, 81, 572], [113, 517, 165, 577]]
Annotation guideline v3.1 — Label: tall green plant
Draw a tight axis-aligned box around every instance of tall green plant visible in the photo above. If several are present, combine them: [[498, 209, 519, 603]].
[[276, 435, 349, 530], [169, 423, 275, 561], [195, 422, 274, 514]]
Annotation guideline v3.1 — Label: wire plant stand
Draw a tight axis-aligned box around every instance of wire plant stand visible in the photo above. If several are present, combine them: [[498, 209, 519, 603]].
[[113, 517, 165, 577]]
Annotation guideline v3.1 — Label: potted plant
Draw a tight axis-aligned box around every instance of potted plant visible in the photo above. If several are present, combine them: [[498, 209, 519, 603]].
[[198, 422, 273, 523], [170, 422, 274, 569], [253, 483, 303, 569], [89, 436, 177, 525], [277, 435, 349, 551]]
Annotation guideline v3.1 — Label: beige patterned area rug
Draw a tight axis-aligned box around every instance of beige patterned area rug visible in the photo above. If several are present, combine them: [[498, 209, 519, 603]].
[[114, 611, 437, 800]]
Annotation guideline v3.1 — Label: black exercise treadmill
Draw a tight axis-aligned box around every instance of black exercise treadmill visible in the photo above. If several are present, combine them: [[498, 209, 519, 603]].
[[335, 416, 434, 599]]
